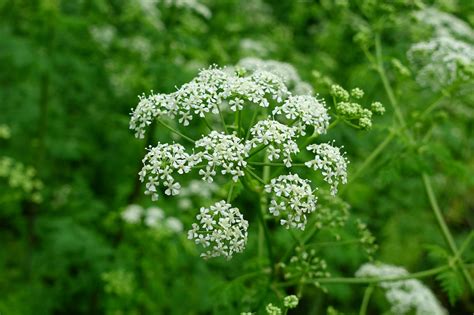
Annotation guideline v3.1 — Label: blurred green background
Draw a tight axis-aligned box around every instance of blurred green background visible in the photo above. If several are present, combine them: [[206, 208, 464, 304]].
[[1, 0, 473, 314]]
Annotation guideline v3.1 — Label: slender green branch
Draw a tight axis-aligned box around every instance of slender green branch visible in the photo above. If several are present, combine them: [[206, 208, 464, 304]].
[[278, 264, 451, 287], [202, 116, 214, 131], [215, 103, 228, 133], [227, 181, 236, 203], [359, 285, 374, 315], [247, 144, 270, 160], [157, 120, 195, 143], [422, 173, 474, 292], [248, 162, 306, 167], [374, 33, 407, 132], [246, 168, 266, 185], [344, 130, 396, 189]]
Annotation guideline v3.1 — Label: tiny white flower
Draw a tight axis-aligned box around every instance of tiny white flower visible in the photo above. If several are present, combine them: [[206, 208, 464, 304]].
[[121, 204, 143, 224]]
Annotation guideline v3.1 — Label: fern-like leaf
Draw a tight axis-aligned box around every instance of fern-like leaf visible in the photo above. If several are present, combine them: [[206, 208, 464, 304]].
[[436, 269, 464, 305]]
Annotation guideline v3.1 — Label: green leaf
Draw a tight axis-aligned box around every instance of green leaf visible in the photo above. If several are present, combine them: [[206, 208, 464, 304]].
[[436, 269, 464, 305]]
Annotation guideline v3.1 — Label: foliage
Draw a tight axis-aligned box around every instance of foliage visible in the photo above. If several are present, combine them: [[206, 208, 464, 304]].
[[1, 0, 473, 314]]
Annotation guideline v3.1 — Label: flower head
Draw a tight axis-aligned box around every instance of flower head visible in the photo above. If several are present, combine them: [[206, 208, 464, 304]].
[[195, 131, 249, 183], [187, 201, 249, 259], [139, 143, 198, 201], [265, 174, 317, 230], [249, 119, 300, 166], [273, 95, 330, 136], [305, 142, 348, 195]]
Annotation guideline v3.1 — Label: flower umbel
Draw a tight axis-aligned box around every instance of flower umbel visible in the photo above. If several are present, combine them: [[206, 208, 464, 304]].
[[187, 201, 249, 259]]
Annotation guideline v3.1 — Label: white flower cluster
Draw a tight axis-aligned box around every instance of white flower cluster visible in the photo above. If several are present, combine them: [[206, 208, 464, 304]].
[[305, 142, 348, 195], [139, 143, 198, 200], [249, 119, 300, 167], [414, 8, 474, 42], [273, 95, 330, 136], [237, 57, 314, 95], [195, 131, 249, 183], [130, 66, 290, 138], [264, 174, 317, 230], [356, 263, 446, 315], [160, 0, 212, 19], [408, 36, 474, 91], [121, 204, 183, 232], [187, 201, 249, 259]]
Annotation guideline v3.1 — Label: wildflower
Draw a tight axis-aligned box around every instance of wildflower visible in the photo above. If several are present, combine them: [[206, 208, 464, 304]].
[[139, 142, 198, 201], [414, 8, 474, 42], [330, 84, 350, 101], [194, 131, 249, 183], [144, 206, 165, 227], [187, 201, 249, 259], [273, 95, 330, 136], [407, 36, 474, 91], [356, 263, 447, 315], [122, 204, 143, 224], [371, 101, 385, 115], [305, 142, 348, 195], [165, 216, 184, 233], [265, 174, 317, 230], [283, 295, 299, 309], [350, 87, 364, 99], [282, 247, 330, 284], [249, 119, 300, 166], [265, 303, 282, 315], [237, 57, 313, 94]]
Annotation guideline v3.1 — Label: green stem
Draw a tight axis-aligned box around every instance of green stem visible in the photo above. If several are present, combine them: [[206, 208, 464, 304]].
[[374, 33, 407, 132], [248, 162, 306, 167], [344, 130, 396, 188], [247, 144, 270, 160], [227, 181, 236, 203], [157, 120, 195, 143], [359, 285, 374, 315], [215, 103, 228, 133], [278, 264, 451, 287], [246, 168, 266, 185], [422, 173, 474, 292]]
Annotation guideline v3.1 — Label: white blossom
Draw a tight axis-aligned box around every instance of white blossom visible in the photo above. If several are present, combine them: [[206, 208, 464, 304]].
[[249, 119, 300, 167], [121, 204, 144, 224], [407, 36, 474, 91], [187, 200, 249, 259], [356, 263, 447, 315], [144, 206, 165, 227], [273, 95, 330, 136], [415, 8, 474, 42], [237, 57, 313, 95], [194, 131, 249, 183], [165, 216, 184, 232], [139, 142, 198, 201], [305, 142, 348, 195], [264, 174, 317, 230]]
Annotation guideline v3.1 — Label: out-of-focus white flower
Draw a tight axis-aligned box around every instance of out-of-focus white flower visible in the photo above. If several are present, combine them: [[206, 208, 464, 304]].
[[165, 216, 183, 232], [414, 8, 474, 42], [249, 119, 300, 167], [194, 131, 249, 183], [265, 174, 317, 230], [407, 36, 474, 91], [356, 263, 447, 315], [122, 204, 144, 224], [144, 206, 165, 227], [90, 25, 116, 50], [187, 201, 248, 259], [305, 142, 348, 195], [237, 57, 313, 95], [239, 38, 270, 57], [160, 0, 212, 19], [139, 142, 199, 201], [273, 95, 330, 136]]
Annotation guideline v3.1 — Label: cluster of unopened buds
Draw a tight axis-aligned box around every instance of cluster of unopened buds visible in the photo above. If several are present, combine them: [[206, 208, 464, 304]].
[[130, 61, 383, 259]]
